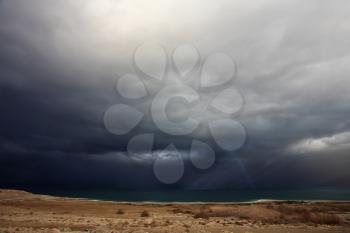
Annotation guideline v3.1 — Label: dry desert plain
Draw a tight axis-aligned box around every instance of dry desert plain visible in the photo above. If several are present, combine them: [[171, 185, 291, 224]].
[[0, 189, 350, 233]]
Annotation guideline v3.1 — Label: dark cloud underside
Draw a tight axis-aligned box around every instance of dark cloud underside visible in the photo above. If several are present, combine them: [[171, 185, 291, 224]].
[[1, 0, 350, 189]]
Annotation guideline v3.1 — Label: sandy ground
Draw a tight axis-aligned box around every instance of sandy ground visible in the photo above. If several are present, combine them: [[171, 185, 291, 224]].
[[0, 189, 349, 233]]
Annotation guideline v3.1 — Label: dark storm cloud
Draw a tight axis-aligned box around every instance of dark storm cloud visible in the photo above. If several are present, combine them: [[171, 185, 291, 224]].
[[1, 0, 350, 189]]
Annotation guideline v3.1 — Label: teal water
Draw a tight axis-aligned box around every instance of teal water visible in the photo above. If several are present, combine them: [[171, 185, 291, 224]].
[[32, 188, 350, 203]]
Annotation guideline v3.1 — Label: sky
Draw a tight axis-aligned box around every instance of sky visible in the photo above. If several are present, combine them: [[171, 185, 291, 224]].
[[0, 0, 350, 190]]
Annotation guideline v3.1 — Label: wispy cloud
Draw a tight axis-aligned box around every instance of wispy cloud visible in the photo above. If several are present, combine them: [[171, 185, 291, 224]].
[[287, 131, 350, 154]]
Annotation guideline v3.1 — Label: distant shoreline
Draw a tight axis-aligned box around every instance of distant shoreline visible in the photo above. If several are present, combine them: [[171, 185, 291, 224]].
[[2, 188, 350, 205], [49, 196, 350, 205], [20, 187, 350, 204]]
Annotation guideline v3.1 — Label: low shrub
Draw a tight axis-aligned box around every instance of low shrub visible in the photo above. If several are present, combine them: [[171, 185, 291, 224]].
[[140, 210, 150, 217]]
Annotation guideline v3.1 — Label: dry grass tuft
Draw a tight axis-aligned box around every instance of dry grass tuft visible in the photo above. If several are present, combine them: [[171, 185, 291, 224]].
[[192, 203, 343, 225], [172, 208, 193, 215], [301, 212, 342, 225], [193, 206, 242, 219], [193, 206, 213, 219], [116, 209, 124, 215], [269, 204, 343, 225], [140, 210, 150, 217]]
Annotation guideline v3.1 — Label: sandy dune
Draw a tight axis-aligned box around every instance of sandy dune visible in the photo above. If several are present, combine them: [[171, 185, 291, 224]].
[[0, 189, 349, 233]]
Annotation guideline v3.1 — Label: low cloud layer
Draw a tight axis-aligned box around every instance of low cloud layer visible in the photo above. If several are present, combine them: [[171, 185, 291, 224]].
[[288, 131, 350, 154]]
